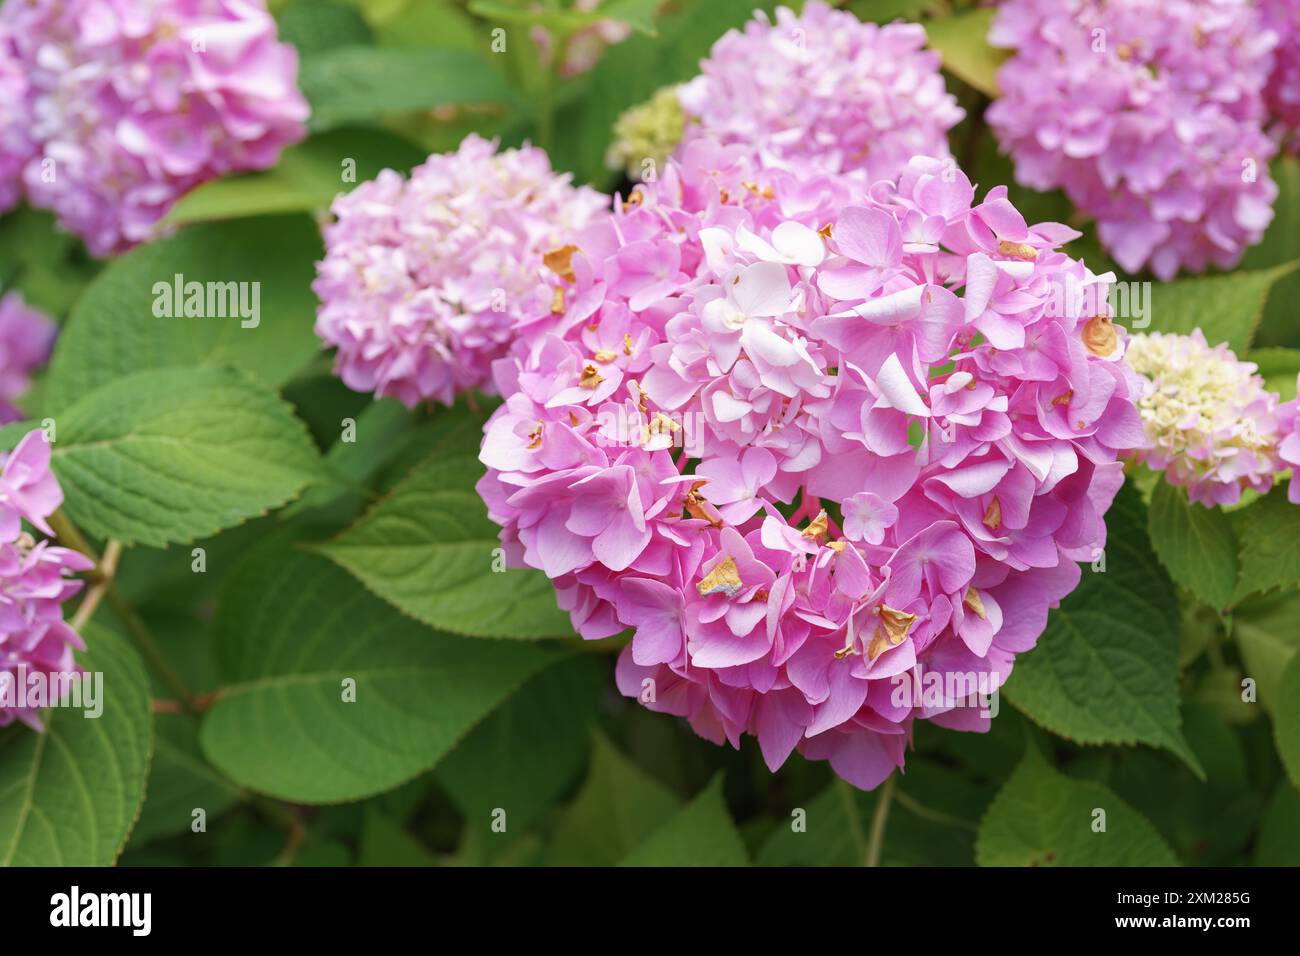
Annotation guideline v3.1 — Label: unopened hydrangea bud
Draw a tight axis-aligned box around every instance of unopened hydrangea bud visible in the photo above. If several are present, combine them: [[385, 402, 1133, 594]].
[[605, 87, 686, 180]]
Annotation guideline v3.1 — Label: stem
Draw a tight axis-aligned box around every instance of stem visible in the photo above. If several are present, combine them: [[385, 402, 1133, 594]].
[[894, 788, 977, 831], [71, 539, 122, 631], [48, 509, 97, 558], [47, 510, 309, 847], [46, 510, 198, 711], [837, 779, 868, 862], [271, 811, 307, 867], [104, 585, 199, 713], [866, 772, 897, 867]]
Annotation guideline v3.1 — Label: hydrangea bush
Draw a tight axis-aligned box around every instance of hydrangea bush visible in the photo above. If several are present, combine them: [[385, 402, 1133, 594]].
[[0, 0, 1297, 871]]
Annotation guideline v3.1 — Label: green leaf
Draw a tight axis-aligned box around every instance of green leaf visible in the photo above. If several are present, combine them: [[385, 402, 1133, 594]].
[[285, 397, 418, 517], [1234, 592, 1300, 714], [1143, 261, 1300, 354], [46, 215, 323, 411], [372, 0, 484, 52], [199, 545, 558, 803], [358, 808, 439, 866], [1004, 484, 1202, 775], [1233, 484, 1300, 600], [132, 715, 242, 846], [166, 130, 427, 226], [1106, 704, 1261, 864], [0, 626, 152, 866], [437, 655, 602, 831], [1257, 784, 1300, 865], [1244, 156, 1300, 348], [620, 775, 747, 866], [48, 367, 323, 547], [1249, 347, 1300, 402], [0, 206, 100, 318], [756, 756, 989, 867], [1147, 481, 1239, 609], [1274, 652, 1300, 791], [276, 0, 373, 52], [299, 45, 512, 132], [598, 0, 662, 36], [925, 8, 1003, 98], [976, 746, 1178, 866], [546, 732, 681, 865], [316, 406, 573, 639]]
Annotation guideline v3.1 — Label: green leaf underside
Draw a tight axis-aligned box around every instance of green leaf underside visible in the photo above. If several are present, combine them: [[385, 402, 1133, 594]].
[[0, 626, 151, 866], [976, 746, 1178, 866], [199, 545, 559, 803], [49, 367, 323, 547], [1005, 485, 1202, 775], [317, 408, 572, 639]]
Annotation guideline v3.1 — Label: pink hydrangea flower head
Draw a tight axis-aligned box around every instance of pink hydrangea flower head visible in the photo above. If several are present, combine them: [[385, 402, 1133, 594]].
[[0, 31, 33, 215], [0, 430, 94, 730], [313, 135, 608, 407], [1270, 376, 1300, 503], [1125, 330, 1283, 506], [479, 144, 1145, 789], [676, 1, 963, 183], [0, 293, 57, 424], [988, 0, 1279, 279], [1263, 0, 1300, 151], [0, 0, 309, 256]]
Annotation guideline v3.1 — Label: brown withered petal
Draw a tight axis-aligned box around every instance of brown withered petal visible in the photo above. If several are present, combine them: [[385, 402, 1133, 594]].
[[867, 605, 917, 661], [542, 244, 579, 283], [996, 239, 1038, 260], [1082, 314, 1117, 357], [697, 556, 743, 597], [801, 510, 829, 542], [983, 496, 1002, 531]]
